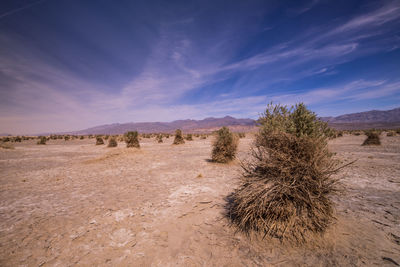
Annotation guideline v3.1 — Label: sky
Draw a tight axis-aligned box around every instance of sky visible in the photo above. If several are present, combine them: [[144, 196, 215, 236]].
[[1, 0, 400, 134]]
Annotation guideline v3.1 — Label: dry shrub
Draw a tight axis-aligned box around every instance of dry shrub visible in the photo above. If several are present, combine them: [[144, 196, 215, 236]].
[[362, 131, 381, 146], [80, 135, 85, 140], [37, 136, 46, 145], [96, 136, 104, 145], [157, 134, 163, 143], [0, 142, 14, 149], [125, 131, 140, 148], [64, 135, 70, 141], [238, 132, 246, 138], [108, 137, 118, 147], [211, 127, 238, 163], [228, 103, 344, 243], [173, 129, 185, 145], [185, 134, 193, 141], [386, 131, 395, 137]]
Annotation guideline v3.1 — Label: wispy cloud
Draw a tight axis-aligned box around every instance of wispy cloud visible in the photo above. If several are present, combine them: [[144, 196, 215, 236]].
[[0, 0, 399, 134]]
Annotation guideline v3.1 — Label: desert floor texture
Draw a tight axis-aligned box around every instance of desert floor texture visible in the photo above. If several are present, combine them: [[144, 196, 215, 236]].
[[0, 134, 399, 266]]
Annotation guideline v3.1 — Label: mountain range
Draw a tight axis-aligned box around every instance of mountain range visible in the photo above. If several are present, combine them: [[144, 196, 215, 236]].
[[70, 107, 400, 135], [72, 116, 256, 135]]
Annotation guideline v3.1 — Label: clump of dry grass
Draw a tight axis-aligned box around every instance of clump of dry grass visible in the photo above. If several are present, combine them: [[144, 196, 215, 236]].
[[173, 129, 185, 145], [185, 134, 193, 141], [0, 142, 14, 149], [108, 137, 118, 147], [211, 127, 238, 163], [362, 131, 381, 146], [386, 131, 396, 137], [125, 131, 140, 148], [37, 136, 47, 145], [157, 134, 163, 143], [64, 135, 70, 141], [96, 136, 104, 145], [238, 132, 246, 138], [228, 103, 345, 243]]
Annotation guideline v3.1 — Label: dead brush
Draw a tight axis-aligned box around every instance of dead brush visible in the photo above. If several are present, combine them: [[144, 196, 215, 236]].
[[386, 131, 395, 137], [96, 136, 104, 145], [173, 129, 185, 145], [108, 137, 118, 147], [157, 134, 163, 143], [0, 142, 14, 149], [227, 103, 350, 244], [362, 131, 381, 146], [185, 134, 193, 141], [125, 131, 140, 148], [211, 127, 238, 163], [228, 133, 344, 243], [37, 136, 47, 145]]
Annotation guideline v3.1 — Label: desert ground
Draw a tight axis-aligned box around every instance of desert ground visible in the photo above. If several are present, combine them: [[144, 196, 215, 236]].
[[0, 134, 399, 266]]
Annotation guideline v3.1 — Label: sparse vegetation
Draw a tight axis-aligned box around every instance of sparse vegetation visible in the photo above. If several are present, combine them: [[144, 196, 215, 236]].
[[362, 131, 381, 146], [228, 103, 343, 243], [125, 131, 140, 148], [96, 136, 104, 145], [108, 137, 118, 147], [173, 129, 185, 145], [185, 134, 193, 141], [157, 134, 163, 143], [37, 136, 47, 145], [211, 127, 238, 163], [0, 142, 14, 149], [387, 131, 395, 137]]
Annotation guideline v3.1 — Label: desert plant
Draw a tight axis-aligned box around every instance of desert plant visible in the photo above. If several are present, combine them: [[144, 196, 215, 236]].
[[173, 129, 185, 145], [0, 142, 14, 149], [362, 131, 381, 146], [386, 131, 395, 137], [185, 134, 193, 141], [64, 135, 70, 141], [96, 136, 104, 145], [228, 103, 344, 243], [37, 136, 46, 145], [211, 127, 238, 163], [108, 137, 118, 147], [157, 134, 163, 143], [125, 131, 140, 148], [238, 132, 246, 138], [80, 135, 84, 140], [14, 136, 22, 142]]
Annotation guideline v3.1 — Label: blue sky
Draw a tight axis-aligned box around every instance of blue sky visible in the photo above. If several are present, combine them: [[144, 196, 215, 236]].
[[1, 0, 399, 134]]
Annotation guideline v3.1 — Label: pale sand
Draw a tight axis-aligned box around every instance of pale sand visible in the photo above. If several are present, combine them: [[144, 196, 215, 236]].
[[0, 134, 399, 266]]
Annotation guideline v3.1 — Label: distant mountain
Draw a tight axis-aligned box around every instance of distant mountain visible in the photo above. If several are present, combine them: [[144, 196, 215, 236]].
[[71, 116, 256, 134], [322, 107, 400, 123], [322, 107, 400, 130], [67, 107, 400, 135]]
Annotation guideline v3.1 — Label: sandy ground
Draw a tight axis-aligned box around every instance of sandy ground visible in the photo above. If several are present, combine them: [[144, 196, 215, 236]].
[[0, 134, 399, 266]]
